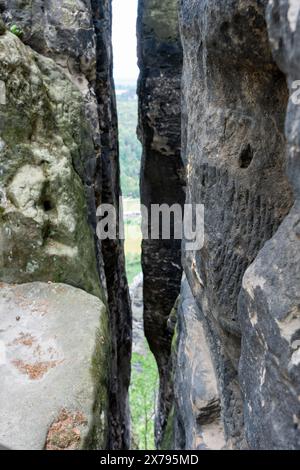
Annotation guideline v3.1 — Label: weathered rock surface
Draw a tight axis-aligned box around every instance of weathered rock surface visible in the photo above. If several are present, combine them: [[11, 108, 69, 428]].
[[172, 278, 225, 450], [179, 0, 290, 447], [137, 0, 185, 445], [0, 30, 101, 298], [0, 282, 108, 450], [0, 1, 131, 449], [138, 0, 300, 450], [91, 1, 132, 448], [237, 0, 300, 449], [130, 273, 147, 356], [174, 0, 298, 450], [0, 0, 298, 452], [1, 1, 102, 215]]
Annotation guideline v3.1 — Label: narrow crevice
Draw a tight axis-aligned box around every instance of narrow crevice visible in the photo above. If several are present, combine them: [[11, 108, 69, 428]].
[[112, 0, 159, 450]]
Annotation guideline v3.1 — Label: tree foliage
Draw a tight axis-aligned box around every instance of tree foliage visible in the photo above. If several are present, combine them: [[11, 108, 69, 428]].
[[117, 87, 141, 199], [130, 348, 159, 450]]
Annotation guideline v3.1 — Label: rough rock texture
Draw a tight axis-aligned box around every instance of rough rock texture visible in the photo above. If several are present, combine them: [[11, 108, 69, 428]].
[[173, 0, 299, 450], [138, 0, 300, 450], [237, 0, 300, 449], [0, 1, 131, 449], [130, 273, 147, 356], [137, 0, 185, 446], [0, 282, 108, 450], [0, 30, 101, 298], [172, 277, 225, 450], [91, 1, 132, 449]]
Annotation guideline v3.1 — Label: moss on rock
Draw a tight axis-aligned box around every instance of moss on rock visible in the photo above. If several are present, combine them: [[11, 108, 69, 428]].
[[0, 32, 101, 298]]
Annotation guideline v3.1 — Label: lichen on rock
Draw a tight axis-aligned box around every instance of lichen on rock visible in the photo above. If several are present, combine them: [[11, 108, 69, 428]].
[[0, 282, 109, 450], [0, 0, 131, 451], [0, 32, 101, 298]]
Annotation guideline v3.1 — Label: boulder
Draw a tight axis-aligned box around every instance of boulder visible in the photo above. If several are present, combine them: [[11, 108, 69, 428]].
[[0, 282, 108, 450]]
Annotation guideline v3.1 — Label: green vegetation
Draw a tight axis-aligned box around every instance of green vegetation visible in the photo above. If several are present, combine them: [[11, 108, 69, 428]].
[[116, 85, 141, 199], [130, 347, 159, 450], [117, 88, 158, 450], [10, 24, 23, 37]]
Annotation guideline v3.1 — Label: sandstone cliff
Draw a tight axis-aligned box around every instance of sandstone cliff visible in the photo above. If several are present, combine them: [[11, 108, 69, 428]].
[[0, 0, 299, 452], [138, 0, 300, 450], [0, 0, 131, 449], [137, 0, 185, 445]]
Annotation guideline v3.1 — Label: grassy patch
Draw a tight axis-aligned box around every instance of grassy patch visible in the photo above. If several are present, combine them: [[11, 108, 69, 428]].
[[130, 346, 159, 450]]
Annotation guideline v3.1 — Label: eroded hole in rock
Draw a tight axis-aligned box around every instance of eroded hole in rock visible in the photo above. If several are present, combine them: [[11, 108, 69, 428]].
[[43, 200, 53, 212], [239, 144, 254, 169]]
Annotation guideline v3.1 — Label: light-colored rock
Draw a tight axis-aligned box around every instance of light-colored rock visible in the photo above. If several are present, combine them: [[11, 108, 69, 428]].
[[0, 282, 108, 450], [173, 278, 225, 450], [1, 0, 133, 448], [130, 273, 147, 356], [0, 32, 101, 298]]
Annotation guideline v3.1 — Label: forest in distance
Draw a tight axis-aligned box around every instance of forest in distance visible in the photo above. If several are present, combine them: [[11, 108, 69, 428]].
[[116, 82, 141, 200]]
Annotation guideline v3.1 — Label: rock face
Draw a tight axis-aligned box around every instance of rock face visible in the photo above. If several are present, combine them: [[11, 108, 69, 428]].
[[91, 0, 132, 450], [0, 1, 131, 449], [1, 0, 299, 452], [172, 278, 225, 450], [130, 273, 147, 356], [0, 30, 101, 298], [179, 0, 293, 448], [137, 0, 185, 445], [137, 0, 300, 450], [237, 0, 300, 449], [0, 282, 108, 450], [174, 0, 299, 450]]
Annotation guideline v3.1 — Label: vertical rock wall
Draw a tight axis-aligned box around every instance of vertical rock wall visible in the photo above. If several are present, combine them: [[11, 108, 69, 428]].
[[137, 0, 299, 450], [238, 0, 300, 450], [175, 0, 299, 449], [0, 0, 131, 449], [137, 0, 185, 445], [91, 0, 132, 450]]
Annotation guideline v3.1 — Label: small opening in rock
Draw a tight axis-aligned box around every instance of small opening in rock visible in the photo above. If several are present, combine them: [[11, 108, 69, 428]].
[[220, 21, 229, 34], [239, 144, 254, 169], [43, 200, 53, 212]]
